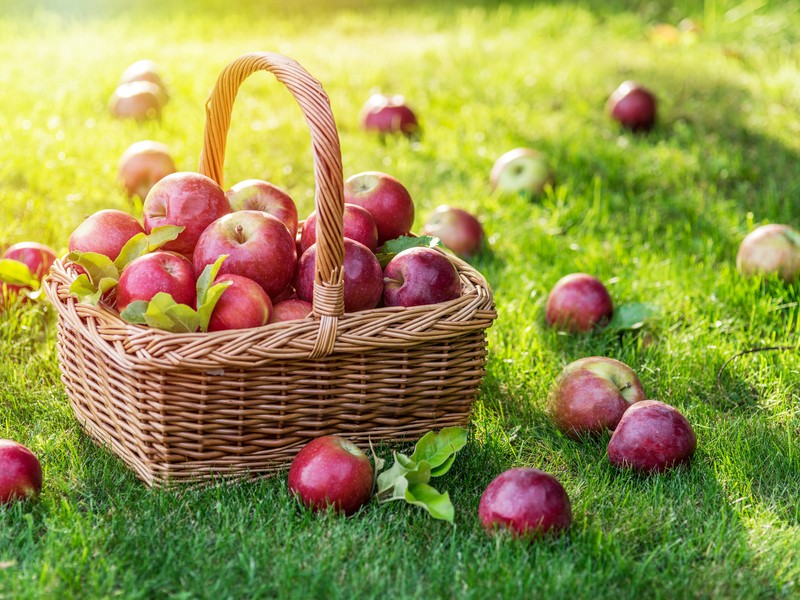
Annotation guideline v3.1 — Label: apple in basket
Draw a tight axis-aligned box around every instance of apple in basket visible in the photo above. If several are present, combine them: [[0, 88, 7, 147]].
[[226, 179, 299, 238], [69, 209, 145, 261], [545, 273, 613, 333], [383, 247, 462, 308], [288, 435, 374, 516], [300, 203, 379, 253], [359, 93, 420, 137], [0, 439, 43, 504], [207, 274, 273, 332], [117, 141, 176, 201], [420, 205, 485, 259], [270, 299, 313, 323], [344, 171, 414, 246], [116, 251, 196, 312]]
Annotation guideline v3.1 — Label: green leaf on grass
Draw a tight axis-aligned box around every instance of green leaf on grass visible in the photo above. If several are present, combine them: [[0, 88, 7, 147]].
[[0, 259, 38, 288], [375, 235, 443, 267], [409, 426, 468, 476], [608, 302, 661, 331], [405, 483, 454, 523]]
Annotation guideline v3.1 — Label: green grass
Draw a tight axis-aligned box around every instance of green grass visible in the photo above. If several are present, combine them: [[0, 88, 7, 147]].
[[2, 0, 800, 598]]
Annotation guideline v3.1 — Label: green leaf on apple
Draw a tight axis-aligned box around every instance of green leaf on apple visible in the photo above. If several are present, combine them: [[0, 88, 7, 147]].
[[0, 259, 38, 288], [375, 235, 443, 268], [113, 225, 185, 271], [608, 302, 661, 331], [144, 292, 201, 333], [65, 251, 122, 305], [195, 255, 232, 332], [119, 300, 149, 325], [69, 273, 120, 306]]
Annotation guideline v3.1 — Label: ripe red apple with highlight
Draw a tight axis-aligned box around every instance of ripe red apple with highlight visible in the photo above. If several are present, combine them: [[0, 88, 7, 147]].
[[295, 239, 383, 313], [207, 274, 272, 332], [226, 179, 299, 238], [490, 148, 554, 197], [545, 273, 613, 333], [193, 210, 297, 302], [0, 439, 43, 504], [116, 251, 196, 312], [143, 172, 231, 258], [421, 205, 485, 258], [118, 141, 176, 201], [300, 203, 378, 253], [607, 81, 657, 132], [549, 356, 646, 437], [607, 400, 697, 473], [360, 93, 420, 137], [109, 81, 164, 121], [343, 171, 414, 246], [736, 223, 800, 282], [270, 298, 313, 323], [69, 209, 145, 261], [479, 468, 571, 539], [288, 435, 374, 516], [383, 247, 461, 308]]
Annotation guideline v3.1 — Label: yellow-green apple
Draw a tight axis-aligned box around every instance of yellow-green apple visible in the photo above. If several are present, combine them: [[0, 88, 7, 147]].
[[193, 210, 297, 301], [479, 468, 571, 539], [383, 247, 461, 307], [288, 435, 374, 516], [0, 439, 43, 504], [295, 239, 382, 313], [343, 171, 414, 246], [226, 179, 298, 238], [420, 205, 485, 258], [545, 273, 613, 333], [607, 400, 697, 473], [109, 81, 164, 121], [607, 81, 657, 132], [736, 223, 800, 282], [117, 141, 176, 201], [1, 242, 58, 302], [300, 203, 378, 253], [207, 274, 272, 332], [490, 148, 554, 197], [143, 172, 231, 258], [270, 298, 313, 323], [359, 93, 420, 137], [549, 356, 646, 437], [69, 209, 145, 261], [116, 251, 196, 312]]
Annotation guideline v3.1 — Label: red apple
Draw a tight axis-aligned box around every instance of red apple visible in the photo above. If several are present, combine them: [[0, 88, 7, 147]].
[[300, 203, 378, 253], [383, 247, 461, 308], [545, 273, 613, 333], [607, 400, 697, 473], [736, 223, 800, 282], [143, 172, 231, 258], [479, 468, 571, 539], [118, 141, 176, 201], [193, 210, 297, 301], [359, 93, 420, 136], [109, 81, 164, 121], [343, 171, 414, 246], [69, 209, 145, 261], [1, 242, 58, 302], [226, 179, 299, 238], [607, 81, 657, 132], [0, 439, 43, 504], [119, 59, 168, 104], [270, 298, 313, 323], [116, 251, 196, 312], [294, 239, 383, 313], [207, 274, 272, 332], [420, 205, 485, 258], [288, 435, 374, 516], [549, 356, 646, 437], [490, 148, 554, 197]]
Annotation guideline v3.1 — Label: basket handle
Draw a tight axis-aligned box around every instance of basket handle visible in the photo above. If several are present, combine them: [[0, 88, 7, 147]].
[[198, 52, 345, 356]]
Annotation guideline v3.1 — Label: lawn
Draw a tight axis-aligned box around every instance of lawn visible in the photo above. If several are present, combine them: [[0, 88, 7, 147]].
[[1, 0, 799, 598]]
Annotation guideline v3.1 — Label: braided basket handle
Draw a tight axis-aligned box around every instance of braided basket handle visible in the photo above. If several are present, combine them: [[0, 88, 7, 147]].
[[198, 52, 345, 342]]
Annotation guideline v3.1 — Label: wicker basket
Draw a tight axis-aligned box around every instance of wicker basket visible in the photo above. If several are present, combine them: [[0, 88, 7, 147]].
[[44, 52, 496, 487]]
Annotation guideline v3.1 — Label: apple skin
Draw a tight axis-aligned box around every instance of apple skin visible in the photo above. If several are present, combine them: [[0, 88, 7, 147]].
[[118, 141, 176, 201], [116, 251, 196, 312], [545, 273, 613, 333], [479, 468, 572, 539], [143, 172, 231, 258], [193, 210, 297, 302], [607, 400, 697, 474], [205, 274, 272, 332], [295, 239, 383, 313], [68, 209, 145, 261], [2, 241, 58, 302], [736, 223, 800, 282], [549, 356, 646, 437], [226, 179, 299, 238], [288, 435, 374, 516], [490, 148, 554, 197], [300, 203, 379, 253], [119, 59, 168, 102], [359, 93, 420, 136], [420, 205, 485, 259], [383, 247, 462, 308], [607, 81, 657, 132], [270, 298, 313, 323], [0, 439, 43, 504], [109, 81, 164, 121], [343, 171, 414, 246]]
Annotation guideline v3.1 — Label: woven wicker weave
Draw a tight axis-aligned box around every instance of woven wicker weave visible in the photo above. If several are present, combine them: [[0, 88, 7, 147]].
[[44, 52, 496, 487]]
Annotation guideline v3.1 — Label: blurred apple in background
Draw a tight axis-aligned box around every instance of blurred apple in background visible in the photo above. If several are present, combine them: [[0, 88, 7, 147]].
[[300, 203, 378, 253], [69, 209, 145, 261], [421, 205, 484, 259], [109, 81, 164, 121], [119, 59, 168, 104], [490, 148, 554, 197], [736, 223, 800, 282], [0, 439, 43, 504], [607, 81, 657, 132], [206, 274, 272, 332], [344, 171, 414, 246], [270, 298, 313, 323], [118, 141, 176, 201], [545, 273, 613, 333], [226, 179, 299, 238], [116, 251, 196, 312], [359, 93, 419, 137], [383, 247, 462, 308]]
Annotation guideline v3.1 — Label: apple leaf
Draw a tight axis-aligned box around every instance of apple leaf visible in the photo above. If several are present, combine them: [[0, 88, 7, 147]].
[[66, 251, 120, 284], [0, 259, 38, 288], [144, 292, 201, 333], [119, 300, 149, 325], [113, 225, 185, 271], [608, 302, 661, 331], [405, 483, 455, 523], [409, 426, 468, 476], [375, 235, 443, 268], [195, 255, 232, 332]]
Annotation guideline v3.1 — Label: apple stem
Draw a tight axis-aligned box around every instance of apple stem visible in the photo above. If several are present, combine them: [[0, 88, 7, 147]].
[[383, 277, 402, 286], [235, 224, 245, 244]]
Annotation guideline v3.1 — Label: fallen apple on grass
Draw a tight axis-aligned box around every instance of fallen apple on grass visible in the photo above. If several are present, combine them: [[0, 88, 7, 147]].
[[736, 223, 800, 282], [226, 179, 299, 238], [69, 209, 145, 261], [382, 247, 462, 308], [344, 171, 415, 246], [0, 439, 43, 504], [119, 59, 168, 98], [545, 273, 614, 333], [1, 242, 58, 304], [118, 141, 176, 202], [420, 205, 485, 259], [300, 203, 378, 253], [490, 148, 554, 197], [359, 93, 419, 137], [109, 81, 164, 121], [607, 81, 657, 132]]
